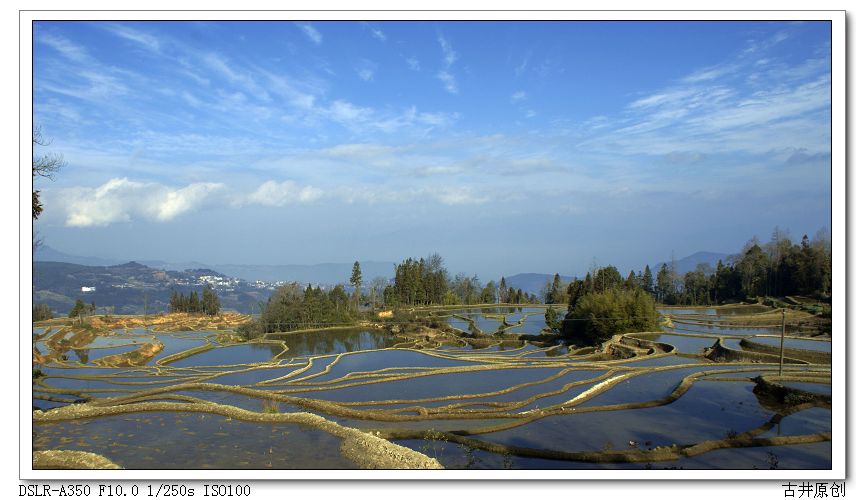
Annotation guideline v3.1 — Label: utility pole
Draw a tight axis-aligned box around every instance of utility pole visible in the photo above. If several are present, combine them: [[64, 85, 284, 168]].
[[778, 309, 787, 376]]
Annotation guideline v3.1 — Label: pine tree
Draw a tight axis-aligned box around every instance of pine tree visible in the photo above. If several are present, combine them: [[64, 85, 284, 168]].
[[625, 270, 637, 289], [656, 263, 673, 303], [202, 285, 221, 316], [350, 261, 363, 311], [641, 265, 654, 294], [499, 277, 508, 303], [169, 289, 181, 313], [189, 291, 201, 314], [551, 273, 562, 303]]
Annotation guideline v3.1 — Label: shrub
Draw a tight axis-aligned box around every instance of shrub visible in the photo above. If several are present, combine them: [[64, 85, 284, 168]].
[[544, 306, 562, 332], [562, 289, 658, 346], [237, 320, 264, 341], [68, 299, 95, 318]]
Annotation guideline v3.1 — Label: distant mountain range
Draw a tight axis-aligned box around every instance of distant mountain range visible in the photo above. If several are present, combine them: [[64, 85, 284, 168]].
[[503, 251, 732, 296], [33, 246, 734, 312], [33, 245, 124, 268], [651, 251, 730, 276], [32, 260, 265, 315], [501, 273, 576, 297], [213, 262, 396, 284], [35, 246, 394, 285]]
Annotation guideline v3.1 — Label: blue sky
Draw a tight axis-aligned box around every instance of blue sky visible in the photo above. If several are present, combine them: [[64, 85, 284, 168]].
[[32, 20, 832, 280]]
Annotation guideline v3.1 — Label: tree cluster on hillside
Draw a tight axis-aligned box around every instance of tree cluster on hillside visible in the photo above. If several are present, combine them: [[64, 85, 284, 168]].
[[501, 283, 537, 304], [238, 263, 371, 339], [240, 282, 357, 338], [68, 299, 96, 318], [651, 230, 830, 305], [541, 273, 567, 304], [562, 288, 658, 347], [382, 255, 538, 306], [557, 229, 830, 307], [33, 303, 53, 322], [169, 285, 221, 315], [384, 254, 449, 305]]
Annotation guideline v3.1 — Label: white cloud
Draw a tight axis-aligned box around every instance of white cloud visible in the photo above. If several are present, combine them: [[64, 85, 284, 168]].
[[437, 70, 458, 94], [515, 54, 530, 76], [202, 52, 271, 101], [39, 70, 129, 101], [323, 100, 374, 125], [102, 24, 162, 52], [681, 64, 736, 83], [436, 34, 459, 94], [154, 183, 225, 221], [361, 22, 386, 42], [296, 22, 322, 45], [247, 180, 323, 207], [628, 88, 698, 109], [355, 59, 377, 82], [511, 90, 527, 102], [406, 56, 420, 71], [327, 185, 488, 206], [433, 186, 487, 205], [320, 143, 399, 159], [37, 32, 90, 62], [414, 165, 463, 177], [438, 34, 457, 66], [578, 52, 830, 161], [56, 178, 225, 227], [311, 101, 457, 133]]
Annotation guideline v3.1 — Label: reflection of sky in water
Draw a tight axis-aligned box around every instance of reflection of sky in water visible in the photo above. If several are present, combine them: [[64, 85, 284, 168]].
[[749, 336, 831, 353], [481, 380, 811, 453], [300, 349, 480, 384], [32, 323, 831, 470], [33, 412, 357, 469], [149, 337, 211, 364], [168, 344, 281, 368], [668, 323, 780, 336], [637, 334, 719, 354], [271, 329, 397, 358], [287, 367, 565, 403]]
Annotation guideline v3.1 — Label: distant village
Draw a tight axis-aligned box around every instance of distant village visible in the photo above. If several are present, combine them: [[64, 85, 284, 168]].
[[77, 269, 321, 295]]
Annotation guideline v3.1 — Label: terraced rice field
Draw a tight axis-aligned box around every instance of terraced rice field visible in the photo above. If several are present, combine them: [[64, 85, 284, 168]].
[[32, 305, 831, 470]]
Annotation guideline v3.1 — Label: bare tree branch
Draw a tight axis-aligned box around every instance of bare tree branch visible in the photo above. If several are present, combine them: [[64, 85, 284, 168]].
[[32, 126, 65, 219]]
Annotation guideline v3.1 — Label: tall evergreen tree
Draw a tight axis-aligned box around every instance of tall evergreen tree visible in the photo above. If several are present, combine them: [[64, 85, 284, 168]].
[[594, 266, 623, 293], [625, 270, 637, 290], [189, 291, 200, 314], [202, 285, 221, 316], [656, 263, 673, 303], [169, 289, 181, 313], [550, 273, 563, 303], [350, 261, 363, 310], [641, 265, 654, 294]]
